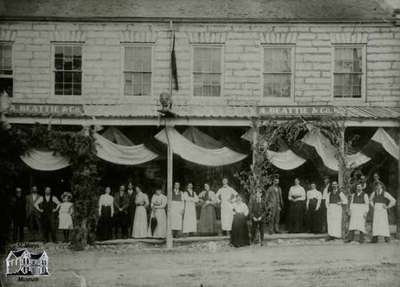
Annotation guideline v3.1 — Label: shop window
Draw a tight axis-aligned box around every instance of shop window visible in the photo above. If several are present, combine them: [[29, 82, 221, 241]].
[[333, 46, 363, 99], [54, 44, 82, 96], [263, 46, 293, 98], [123, 45, 152, 96], [193, 46, 222, 97], [0, 43, 13, 97]]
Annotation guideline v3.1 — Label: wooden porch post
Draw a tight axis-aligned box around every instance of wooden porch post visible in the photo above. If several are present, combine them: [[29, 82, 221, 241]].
[[166, 124, 174, 249], [397, 127, 400, 239], [251, 122, 259, 170], [338, 127, 346, 187], [166, 20, 174, 249]]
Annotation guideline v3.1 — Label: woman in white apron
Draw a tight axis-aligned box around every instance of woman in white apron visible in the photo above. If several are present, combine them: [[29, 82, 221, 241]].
[[182, 183, 199, 235], [216, 178, 237, 235], [171, 182, 184, 237], [370, 183, 396, 243], [345, 183, 369, 243], [326, 181, 347, 241]]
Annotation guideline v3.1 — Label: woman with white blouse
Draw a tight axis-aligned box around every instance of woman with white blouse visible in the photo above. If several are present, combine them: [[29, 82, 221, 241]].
[[132, 186, 149, 238], [148, 189, 167, 238], [97, 186, 114, 241], [230, 194, 250, 247], [306, 183, 322, 233], [288, 178, 306, 233], [182, 183, 199, 235]]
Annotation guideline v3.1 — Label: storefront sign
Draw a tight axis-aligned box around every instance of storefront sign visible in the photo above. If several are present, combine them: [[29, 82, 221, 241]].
[[258, 106, 334, 117], [9, 103, 84, 116]]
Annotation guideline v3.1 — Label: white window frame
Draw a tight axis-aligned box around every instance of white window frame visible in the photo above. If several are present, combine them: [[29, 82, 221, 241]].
[[191, 44, 224, 98], [51, 42, 84, 97], [121, 43, 153, 98], [331, 44, 366, 102], [261, 45, 295, 102]]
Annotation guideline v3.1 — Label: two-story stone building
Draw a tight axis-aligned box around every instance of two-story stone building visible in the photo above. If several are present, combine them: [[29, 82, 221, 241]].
[[0, 0, 399, 207]]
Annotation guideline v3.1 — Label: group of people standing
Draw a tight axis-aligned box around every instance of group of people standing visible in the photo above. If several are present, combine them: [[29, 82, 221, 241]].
[[6, 172, 396, 247], [171, 178, 237, 237], [326, 174, 396, 243], [97, 183, 167, 240], [10, 186, 74, 243]]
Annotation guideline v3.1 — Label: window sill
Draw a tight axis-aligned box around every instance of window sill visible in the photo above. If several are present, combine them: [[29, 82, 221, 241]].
[[330, 98, 367, 106], [259, 97, 295, 105]]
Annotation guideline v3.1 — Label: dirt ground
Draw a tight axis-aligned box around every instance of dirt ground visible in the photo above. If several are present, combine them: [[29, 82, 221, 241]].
[[2, 239, 400, 287]]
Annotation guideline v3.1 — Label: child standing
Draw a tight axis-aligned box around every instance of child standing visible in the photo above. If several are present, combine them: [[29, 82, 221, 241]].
[[58, 192, 73, 242]]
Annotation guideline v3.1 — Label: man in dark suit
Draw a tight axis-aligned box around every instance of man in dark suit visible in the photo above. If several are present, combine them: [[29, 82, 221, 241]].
[[11, 187, 26, 242], [34, 187, 60, 243], [265, 177, 283, 234], [114, 185, 130, 238], [249, 187, 268, 246], [25, 186, 42, 241]]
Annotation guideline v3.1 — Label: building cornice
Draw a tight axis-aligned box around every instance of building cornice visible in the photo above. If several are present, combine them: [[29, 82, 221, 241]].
[[0, 16, 398, 26]]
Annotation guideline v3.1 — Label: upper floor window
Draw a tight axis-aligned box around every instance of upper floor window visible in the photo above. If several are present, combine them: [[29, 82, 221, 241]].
[[263, 46, 293, 98], [54, 44, 82, 96], [333, 46, 363, 99], [193, 46, 222, 97], [124, 46, 152, 96], [0, 43, 13, 96]]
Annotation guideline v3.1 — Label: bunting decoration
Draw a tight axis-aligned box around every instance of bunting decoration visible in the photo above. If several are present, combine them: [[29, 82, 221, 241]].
[[20, 149, 70, 171], [155, 127, 247, 166], [94, 133, 158, 166]]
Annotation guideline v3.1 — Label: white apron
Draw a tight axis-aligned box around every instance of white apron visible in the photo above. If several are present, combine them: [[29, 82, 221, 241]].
[[327, 203, 342, 238], [348, 204, 367, 233], [221, 202, 234, 231], [182, 201, 197, 233], [171, 200, 184, 230], [372, 203, 390, 237]]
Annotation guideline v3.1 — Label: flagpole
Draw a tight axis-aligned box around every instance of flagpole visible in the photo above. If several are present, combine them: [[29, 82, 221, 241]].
[[166, 20, 174, 249]]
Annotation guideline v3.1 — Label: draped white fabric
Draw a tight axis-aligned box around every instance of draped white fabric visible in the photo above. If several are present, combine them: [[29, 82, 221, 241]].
[[346, 152, 371, 169], [372, 128, 399, 160], [302, 129, 371, 171], [20, 150, 70, 171], [302, 129, 338, 171], [241, 127, 306, 170], [155, 127, 247, 166], [101, 126, 134, 146], [266, 149, 306, 170], [94, 133, 158, 165]]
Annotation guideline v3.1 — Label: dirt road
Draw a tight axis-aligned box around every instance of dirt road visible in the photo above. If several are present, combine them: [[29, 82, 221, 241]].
[[3, 239, 400, 287]]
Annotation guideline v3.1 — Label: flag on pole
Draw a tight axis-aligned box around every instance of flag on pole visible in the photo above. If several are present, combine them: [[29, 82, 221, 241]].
[[171, 33, 179, 90]]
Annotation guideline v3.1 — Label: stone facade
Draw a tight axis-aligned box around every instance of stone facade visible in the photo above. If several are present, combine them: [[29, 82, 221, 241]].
[[1, 22, 399, 108]]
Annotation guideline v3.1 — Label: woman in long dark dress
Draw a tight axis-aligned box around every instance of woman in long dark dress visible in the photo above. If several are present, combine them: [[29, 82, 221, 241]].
[[230, 194, 250, 247], [305, 183, 322, 233], [287, 178, 306, 233], [97, 187, 114, 241], [198, 183, 218, 235]]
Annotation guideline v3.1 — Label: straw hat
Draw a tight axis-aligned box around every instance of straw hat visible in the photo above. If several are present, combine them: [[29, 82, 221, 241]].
[[61, 192, 72, 200]]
